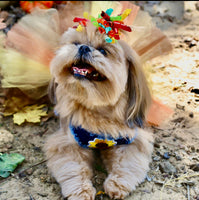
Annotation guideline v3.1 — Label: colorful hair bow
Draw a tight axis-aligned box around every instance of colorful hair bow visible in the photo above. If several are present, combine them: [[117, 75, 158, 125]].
[[73, 8, 132, 43]]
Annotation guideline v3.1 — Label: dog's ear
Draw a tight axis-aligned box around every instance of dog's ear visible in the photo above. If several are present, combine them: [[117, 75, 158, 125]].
[[119, 41, 151, 128], [48, 78, 57, 104]]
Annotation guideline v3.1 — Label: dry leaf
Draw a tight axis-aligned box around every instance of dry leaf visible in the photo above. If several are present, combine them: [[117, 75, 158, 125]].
[[3, 96, 34, 116], [13, 104, 48, 125]]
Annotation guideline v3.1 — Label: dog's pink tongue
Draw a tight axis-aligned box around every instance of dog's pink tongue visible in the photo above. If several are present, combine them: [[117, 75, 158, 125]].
[[72, 66, 94, 75]]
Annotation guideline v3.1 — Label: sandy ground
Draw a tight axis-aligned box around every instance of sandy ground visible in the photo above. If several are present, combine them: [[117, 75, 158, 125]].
[[0, 1, 199, 200]]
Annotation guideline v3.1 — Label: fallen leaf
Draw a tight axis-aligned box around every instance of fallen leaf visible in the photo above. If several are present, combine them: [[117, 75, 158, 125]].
[[0, 153, 25, 178], [13, 104, 48, 125], [3, 96, 34, 116]]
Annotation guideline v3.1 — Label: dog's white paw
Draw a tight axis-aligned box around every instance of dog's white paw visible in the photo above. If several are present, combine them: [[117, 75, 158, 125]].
[[104, 174, 133, 199], [64, 181, 96, 200], [68, 191, 95, 200]]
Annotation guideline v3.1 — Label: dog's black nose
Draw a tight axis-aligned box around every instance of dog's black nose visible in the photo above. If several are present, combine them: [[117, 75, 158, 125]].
[[78, 45, 91, 56]]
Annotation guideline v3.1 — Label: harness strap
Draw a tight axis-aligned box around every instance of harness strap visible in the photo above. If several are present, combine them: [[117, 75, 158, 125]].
[[69, 124, 138, 149]]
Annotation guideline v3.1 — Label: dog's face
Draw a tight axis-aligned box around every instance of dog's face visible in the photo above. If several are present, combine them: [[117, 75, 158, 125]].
[[50, 24, 128, 107], [50, 24, 151, 127]]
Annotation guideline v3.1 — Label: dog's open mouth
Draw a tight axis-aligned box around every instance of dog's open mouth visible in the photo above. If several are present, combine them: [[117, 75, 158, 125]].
[[70, 63, 106, 81]]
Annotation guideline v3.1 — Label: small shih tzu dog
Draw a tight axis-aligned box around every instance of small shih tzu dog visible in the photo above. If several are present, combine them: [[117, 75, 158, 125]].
[[44, 8, 153, 200]]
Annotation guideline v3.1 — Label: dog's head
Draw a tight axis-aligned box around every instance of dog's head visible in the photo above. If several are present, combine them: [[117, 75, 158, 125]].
[[49, 24, 151, 127]]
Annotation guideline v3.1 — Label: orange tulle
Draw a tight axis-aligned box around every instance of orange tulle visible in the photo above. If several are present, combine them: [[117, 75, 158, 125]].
[[147, 99, 174, 126]]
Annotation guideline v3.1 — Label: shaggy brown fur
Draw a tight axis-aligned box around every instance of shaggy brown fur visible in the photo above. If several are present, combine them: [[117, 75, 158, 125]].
[[44, 24, 153, 200]]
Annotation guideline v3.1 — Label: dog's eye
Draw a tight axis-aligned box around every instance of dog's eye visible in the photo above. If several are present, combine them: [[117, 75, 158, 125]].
[[73, 41, 80, 46], [97, 47, 107, 56]]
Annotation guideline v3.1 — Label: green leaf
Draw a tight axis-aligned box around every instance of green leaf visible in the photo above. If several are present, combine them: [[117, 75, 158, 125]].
[[0, 153, 25, 178]]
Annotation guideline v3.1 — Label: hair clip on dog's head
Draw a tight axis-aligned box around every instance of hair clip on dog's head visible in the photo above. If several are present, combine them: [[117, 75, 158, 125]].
[[73, 8, 132, 43]]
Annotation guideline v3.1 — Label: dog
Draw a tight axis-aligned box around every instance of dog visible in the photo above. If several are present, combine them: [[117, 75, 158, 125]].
[[44, 21, 154, 200]]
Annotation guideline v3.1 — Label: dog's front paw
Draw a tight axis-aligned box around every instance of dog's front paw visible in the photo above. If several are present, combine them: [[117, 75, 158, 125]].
[[104, 174, 133, 199], [65, 181, 96, 200], [68, 191, 95, 200]]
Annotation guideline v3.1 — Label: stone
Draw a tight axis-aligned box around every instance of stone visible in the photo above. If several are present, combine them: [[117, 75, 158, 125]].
[[154, 142, 160, 148], [159, 161, 177, 174], [153, 156, 161, 161], [175, 154, 182, 161], [0, 129, 14, 152], [163, 152, 170, 159], [189, 112, 194, 118], [190, 163, 199, 172]]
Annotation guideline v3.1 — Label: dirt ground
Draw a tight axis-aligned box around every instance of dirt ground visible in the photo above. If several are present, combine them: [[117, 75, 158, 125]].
[[0, 1, 199, 200]]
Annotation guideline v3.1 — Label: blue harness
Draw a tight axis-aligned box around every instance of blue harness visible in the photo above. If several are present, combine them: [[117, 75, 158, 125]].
[[69, 124, 138, 149]]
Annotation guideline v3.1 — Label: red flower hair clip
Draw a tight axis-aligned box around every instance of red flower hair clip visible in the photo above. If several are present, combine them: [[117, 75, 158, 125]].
[[73, 8, 132, 43]]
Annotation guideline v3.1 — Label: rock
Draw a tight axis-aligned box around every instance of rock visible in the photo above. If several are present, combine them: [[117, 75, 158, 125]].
[[18, 171, 27, 178], [184, 37, 192, 43], [162, 133, 171, 137], [176, 104, 185, 111], [191, 88, 199, 94], [154, 180, 164, 185], [190, 163, 199, 171], [175, 154, 182, 161], [159, 161, 177, 174], [153, 156, 161, 161], [0, 129, 14, 152], [143, 1, 184, 30], [189, 112, 194, 118], [26, 168, 33, 175], [156, 151, 161, 156], [190, 145, 195, 152], [155, 137, 162, 144], [180, 166, 185, 170], [33, 146, 41, 152], [188, 40, 197, 48], [172, 117, 184, 123], [154, 142, 160, 148], [184, 37, 198, 48], [163, 152, 170, 159]]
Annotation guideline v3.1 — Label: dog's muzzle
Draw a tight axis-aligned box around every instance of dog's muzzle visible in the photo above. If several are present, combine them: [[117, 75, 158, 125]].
[[70, 45, 107, 81]]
